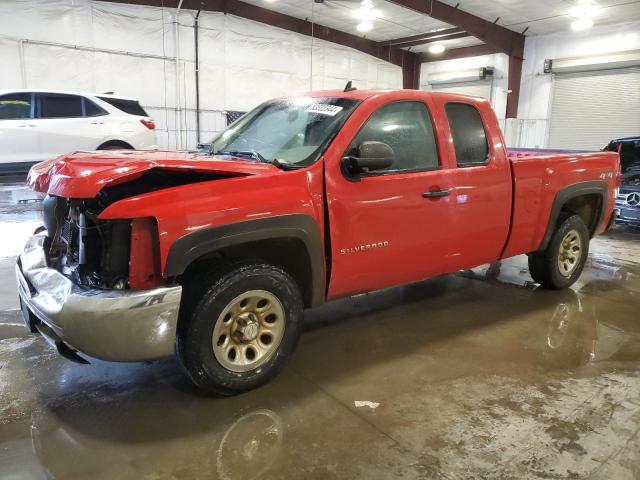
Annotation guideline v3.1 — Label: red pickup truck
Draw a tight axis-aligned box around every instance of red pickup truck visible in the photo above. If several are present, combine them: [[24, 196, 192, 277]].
[[18, 89, 620, 395]]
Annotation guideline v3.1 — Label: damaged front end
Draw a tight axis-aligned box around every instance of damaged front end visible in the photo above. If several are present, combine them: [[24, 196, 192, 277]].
[[36, 166, 242, 290], [42, 195, 132, 290], [18, 151, 268, 362]]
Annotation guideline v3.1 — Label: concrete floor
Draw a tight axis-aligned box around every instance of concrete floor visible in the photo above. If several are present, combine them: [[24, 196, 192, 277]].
[[1, 182, 639, 480]]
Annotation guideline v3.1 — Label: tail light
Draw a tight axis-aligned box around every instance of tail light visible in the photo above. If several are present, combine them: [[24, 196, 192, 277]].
[[140, 118, 155, 130]]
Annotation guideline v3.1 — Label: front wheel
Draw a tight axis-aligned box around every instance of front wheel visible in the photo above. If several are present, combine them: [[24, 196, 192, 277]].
[[177, 263, 303, 396], [528, 213, 590, 289]]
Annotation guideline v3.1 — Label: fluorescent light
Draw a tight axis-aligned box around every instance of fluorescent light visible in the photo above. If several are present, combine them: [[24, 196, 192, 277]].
[[571, 18, 594, 30], [352, 8, 381, 21], [357, 22, 373, 32], [569, 0, 599, 18], [428, 44, 446, 54], [568, 0, 598, 30]]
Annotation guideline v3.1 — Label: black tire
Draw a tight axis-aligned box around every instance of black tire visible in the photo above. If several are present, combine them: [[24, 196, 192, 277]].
[[528, 213, 590, 290], [176, 262, 303, 396], [97, 141, 133, 150]]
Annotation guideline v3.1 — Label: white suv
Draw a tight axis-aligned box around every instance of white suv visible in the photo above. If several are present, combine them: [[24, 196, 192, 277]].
[[0, 89, 158, 173]]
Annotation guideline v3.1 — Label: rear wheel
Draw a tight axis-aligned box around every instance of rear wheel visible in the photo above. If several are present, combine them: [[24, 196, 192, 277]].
[[97, 141, 133, 150], [176, 262, 303, 396], [528, 213, 590, 289]]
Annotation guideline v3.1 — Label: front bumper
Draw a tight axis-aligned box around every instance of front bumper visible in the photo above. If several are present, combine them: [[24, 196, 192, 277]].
[[16, 233, 182, 362], [615, 206, 640, 226]]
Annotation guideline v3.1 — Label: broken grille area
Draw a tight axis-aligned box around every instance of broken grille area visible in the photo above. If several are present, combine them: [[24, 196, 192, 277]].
[[43, 195, 131, 289]]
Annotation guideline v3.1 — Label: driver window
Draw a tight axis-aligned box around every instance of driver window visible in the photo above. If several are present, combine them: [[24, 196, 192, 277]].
[[347, 101, 439, 174]]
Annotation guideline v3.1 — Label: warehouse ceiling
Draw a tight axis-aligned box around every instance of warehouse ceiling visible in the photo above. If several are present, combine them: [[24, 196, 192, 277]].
[[435, 0, 640, 35], [239, 0, 454, 41], [240, 0, 640, 43]]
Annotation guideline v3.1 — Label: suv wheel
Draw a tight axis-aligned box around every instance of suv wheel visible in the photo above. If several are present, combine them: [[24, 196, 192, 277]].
[[177, 263, 303, 396], [528, 213, 590, 289]]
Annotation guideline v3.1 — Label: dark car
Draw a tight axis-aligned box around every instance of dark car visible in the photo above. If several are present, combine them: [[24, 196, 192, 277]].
[[616, 168, 640, 227], [604, 136, 640, 173]]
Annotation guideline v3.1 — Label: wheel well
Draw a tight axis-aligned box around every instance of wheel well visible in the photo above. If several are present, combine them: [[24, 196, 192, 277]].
[[179, 237, 315, 308], [97, 140, 134, 150], [560, 194, 602, 236]]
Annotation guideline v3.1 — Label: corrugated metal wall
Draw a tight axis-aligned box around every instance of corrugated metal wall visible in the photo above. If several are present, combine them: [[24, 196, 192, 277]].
[[548, 67, 640, 150]]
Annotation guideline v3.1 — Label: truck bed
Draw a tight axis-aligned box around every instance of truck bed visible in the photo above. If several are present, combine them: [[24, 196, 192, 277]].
[[502, 149, 619, 259], [507, 148, 593, 159]]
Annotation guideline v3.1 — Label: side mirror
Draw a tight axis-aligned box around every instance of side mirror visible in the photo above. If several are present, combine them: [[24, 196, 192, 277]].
[[342, 141, 395, 178]]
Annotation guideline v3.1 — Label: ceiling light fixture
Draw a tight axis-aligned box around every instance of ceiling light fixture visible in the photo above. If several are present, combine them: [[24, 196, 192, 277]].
[[571, 17, 594, 30], [353, 0, 381, 33], [569, 0, 599, 18], [428, 44, 446, 54], [569, 0, 598, 30]]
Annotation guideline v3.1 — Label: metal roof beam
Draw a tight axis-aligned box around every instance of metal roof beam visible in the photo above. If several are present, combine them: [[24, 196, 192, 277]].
[[384, 31, 471, 49], [419, 43, 499, 62], [386, 0, 524, 57], [377, 27, 466, 47]]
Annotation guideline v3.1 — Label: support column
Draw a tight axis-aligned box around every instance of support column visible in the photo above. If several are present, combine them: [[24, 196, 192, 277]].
[[402, 53, 420, 89], [506, 50, 524, 119]]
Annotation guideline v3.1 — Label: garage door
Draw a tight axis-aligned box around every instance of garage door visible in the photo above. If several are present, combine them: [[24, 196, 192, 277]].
[[430, 80, 492, 100], [548, 67, 640, 150]]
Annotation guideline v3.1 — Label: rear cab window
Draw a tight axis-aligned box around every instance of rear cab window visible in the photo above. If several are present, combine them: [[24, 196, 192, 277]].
[[445, 102, 490, 167], [0, 93, 33, 120], [98, 97, 148, 116]]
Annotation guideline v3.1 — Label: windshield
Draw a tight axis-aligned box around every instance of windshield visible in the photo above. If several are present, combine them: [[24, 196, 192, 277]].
[[211, 97, 359, 167]]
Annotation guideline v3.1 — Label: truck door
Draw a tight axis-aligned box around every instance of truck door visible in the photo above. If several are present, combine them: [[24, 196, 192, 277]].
[[438, 100, 512, 270], [324, 98, 457, 299]]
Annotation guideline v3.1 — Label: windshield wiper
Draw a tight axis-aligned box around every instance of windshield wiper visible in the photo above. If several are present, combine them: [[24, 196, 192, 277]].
[[214, 150, 300, 170], [214, 150, 265, 162]]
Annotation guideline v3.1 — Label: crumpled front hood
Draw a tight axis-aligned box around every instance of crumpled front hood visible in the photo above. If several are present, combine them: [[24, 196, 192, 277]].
[[28, 150, 279, 199]]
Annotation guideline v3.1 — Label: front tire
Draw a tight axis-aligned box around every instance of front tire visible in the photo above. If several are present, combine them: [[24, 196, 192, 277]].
[[528, 213, 590, 289], [176, 263, 303, 396]]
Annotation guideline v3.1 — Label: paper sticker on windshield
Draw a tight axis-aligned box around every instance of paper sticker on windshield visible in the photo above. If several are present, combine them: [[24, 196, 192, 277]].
[[305, 104, 343, 116]]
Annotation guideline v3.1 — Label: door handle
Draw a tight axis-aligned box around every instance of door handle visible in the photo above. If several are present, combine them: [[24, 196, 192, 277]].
[[422, 189, 451, 198], [18, 124, 36, 128]]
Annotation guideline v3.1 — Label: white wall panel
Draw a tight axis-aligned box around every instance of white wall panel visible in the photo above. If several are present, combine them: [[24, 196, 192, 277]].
[[0, 38, 22, 89], [23, 44, 95, 92], [430, 80, 493, 101], [419, 53, 509, 121], [91, 2, 172, 57], [519, 21, 640, 122], [0, 0, 92, 45]]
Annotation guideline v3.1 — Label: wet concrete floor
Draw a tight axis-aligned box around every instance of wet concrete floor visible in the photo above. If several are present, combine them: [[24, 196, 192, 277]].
[[0, 181, 639, 479]]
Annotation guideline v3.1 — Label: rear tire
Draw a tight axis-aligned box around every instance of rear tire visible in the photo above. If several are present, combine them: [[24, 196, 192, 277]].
[[176, 262, 303, 396], [528, 213, 590, 289], [97, 141, 133, 150]]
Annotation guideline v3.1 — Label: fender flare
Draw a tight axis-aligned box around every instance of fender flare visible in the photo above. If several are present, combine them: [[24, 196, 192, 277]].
[[164, 214, 325, 306], [538, 180, 608, 251]]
